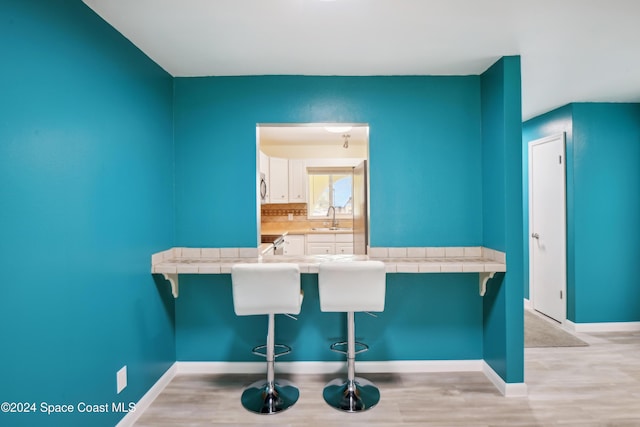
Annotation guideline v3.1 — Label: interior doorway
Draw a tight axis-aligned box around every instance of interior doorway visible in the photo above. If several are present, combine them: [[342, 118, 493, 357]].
[[256, 124, 370, 254], [528, 133, 567, 323]]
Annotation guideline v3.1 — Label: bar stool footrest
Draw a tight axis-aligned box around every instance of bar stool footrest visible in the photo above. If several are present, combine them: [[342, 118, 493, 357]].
[[329, 340, 369, 355], [251, 343, 292, 358]]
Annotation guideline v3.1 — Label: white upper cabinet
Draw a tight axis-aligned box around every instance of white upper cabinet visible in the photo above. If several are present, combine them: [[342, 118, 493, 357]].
[[265, 156, 307, 204], [288, 159, 307, 203], [268, 157, 289, 203], [259, 150, 270, 176]]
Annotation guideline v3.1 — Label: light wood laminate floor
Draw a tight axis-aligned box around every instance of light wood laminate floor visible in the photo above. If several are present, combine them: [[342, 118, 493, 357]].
[[134, 329, 640, 426]]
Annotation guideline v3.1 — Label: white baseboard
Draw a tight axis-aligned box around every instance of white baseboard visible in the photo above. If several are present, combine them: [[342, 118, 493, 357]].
[[564, 319, 640, 333], [116, 363, 177, 427], [482, 362, 528, 397], [176, 359, 485, 375], [525, 300, 640, 333]]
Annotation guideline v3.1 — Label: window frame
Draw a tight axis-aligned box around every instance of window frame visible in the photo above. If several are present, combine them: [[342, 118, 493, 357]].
[[306, 167, 354, 220]]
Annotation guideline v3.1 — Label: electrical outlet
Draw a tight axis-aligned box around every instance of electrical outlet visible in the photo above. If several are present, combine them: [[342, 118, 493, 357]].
[[117, 366, 127, 394]]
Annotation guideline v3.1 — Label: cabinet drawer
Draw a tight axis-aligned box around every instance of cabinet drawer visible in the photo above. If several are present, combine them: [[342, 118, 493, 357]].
[[335, 233, 353, 243], [335, 243, 353, 255], [306, 233, 335, 243], [307, 243, 334, 255]]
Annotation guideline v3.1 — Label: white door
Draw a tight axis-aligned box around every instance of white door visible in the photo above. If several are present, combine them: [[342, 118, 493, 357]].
[[529, 133, 567, 322]]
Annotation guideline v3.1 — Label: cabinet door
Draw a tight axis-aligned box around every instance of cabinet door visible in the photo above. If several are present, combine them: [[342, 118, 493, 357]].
[[288, 159, 307, 202], [307, 242, 335, 255], [283, 235, 305, 256], [259, 151, 270, 176], [269, 157, 288, 203]]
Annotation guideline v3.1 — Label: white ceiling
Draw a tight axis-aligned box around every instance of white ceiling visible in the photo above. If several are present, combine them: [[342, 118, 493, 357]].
[[259, 124, 367, 146], [83, 0, 640, 120], [259, 124, 368, 159]]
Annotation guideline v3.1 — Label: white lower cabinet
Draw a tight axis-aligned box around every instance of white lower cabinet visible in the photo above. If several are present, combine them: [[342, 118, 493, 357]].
[[335, 243, 354, 255], [307, 243, 334, 255], [306, 233, 353, 255], [283, 234, 305, 256]]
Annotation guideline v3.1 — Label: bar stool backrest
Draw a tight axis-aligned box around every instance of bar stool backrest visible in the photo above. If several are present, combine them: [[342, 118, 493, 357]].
[[318, 260, 386, 313], [231, 263, 302, 316]]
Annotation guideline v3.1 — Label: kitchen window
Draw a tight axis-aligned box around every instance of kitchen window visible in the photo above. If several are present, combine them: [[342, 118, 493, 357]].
[[307, 167, 353, 218]]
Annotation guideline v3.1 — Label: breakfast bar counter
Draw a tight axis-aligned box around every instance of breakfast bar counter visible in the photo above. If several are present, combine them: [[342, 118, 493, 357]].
[[151, 246, 506, 298]]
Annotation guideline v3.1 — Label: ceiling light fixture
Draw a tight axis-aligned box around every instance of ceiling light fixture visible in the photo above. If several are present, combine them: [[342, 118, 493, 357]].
[[342, 134, 350, 149], [325, 125, 352, 134]]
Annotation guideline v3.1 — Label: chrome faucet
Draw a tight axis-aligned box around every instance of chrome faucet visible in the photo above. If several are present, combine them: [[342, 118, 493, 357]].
[[326, 205, 338, 228]]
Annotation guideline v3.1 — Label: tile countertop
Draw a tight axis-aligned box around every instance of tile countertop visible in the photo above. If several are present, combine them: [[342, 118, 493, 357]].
[[260, 225, 353, 235], [151, 246, 506, 298]]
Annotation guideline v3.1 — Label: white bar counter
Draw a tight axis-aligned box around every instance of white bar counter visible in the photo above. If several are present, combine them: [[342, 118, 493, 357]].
[[151, 246, 506, 299]]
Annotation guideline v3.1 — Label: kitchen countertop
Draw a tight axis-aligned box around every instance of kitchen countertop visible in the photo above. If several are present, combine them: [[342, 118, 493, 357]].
[[260, 225, 353, 235], [151, 246, 506, 298]]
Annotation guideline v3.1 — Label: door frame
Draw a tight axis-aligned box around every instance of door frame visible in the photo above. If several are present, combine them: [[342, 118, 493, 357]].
[[528, 133, 567, 323]]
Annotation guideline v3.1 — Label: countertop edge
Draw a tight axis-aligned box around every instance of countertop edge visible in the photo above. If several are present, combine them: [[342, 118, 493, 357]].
[[151, 246, 507, 275]]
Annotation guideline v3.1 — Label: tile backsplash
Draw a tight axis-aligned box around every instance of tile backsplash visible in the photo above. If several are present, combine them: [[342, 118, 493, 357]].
[[261, 203, 308, 218], [261, 203, 353, 231]]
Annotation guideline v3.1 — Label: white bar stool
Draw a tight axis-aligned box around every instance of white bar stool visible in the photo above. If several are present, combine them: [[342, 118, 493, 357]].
[[318, 260, 386, 412], [231, 263, 303, 414]]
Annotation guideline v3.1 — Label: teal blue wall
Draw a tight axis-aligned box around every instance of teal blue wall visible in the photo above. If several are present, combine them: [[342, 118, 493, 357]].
[[0, 2, 526, 418], [572, 104, 640, 322], [0, 1, 176, 426], [173, 75, 483, 248], [480, 57, 524, 382], [173, 71, 524, 384], [173, 75, 486, 361], [524, 104, 640, 323], [176, 274, 484, 362]]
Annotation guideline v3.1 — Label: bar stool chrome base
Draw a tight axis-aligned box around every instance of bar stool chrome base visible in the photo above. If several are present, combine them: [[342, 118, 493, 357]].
[[322, 377, 380, 412], [241, 379, 300, 414]]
